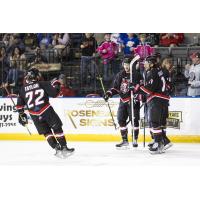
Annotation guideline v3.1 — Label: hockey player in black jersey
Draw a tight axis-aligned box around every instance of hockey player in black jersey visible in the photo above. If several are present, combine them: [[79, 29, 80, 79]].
[[138, 56, 170, 154], [104, 55, 143, 149], [16, 68, 75, 158]]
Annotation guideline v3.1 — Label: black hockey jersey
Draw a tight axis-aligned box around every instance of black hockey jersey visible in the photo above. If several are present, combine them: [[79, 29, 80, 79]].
[[16, 80, 60, 115], [107, 70, 143, 103], [140, 67, 170, 102]]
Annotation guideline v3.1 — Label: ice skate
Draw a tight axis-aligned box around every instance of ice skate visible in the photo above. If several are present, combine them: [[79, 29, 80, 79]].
[[164, 141, 173, 150], [62, 146, 75, 157], [149, 142, 165, 154], [148, 140, 155, 148], [116, 140, 130, 150], [132, 140, 138, 148], [54, 144, 65, 159]]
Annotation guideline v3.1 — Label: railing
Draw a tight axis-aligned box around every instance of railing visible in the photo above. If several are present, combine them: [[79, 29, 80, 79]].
[[1, 46, 200, 97]]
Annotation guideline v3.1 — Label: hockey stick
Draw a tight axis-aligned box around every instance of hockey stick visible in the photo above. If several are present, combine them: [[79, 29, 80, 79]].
[[99, 75, 117, 130], [93, 60, 117, 130], [130, 54, 140, 146], [3, 86, 32, 135], [143, 102, 147, 148]]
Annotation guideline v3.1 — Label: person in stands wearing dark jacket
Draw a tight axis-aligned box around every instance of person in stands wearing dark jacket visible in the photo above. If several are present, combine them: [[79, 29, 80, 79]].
[[80, 33, 97, 87]]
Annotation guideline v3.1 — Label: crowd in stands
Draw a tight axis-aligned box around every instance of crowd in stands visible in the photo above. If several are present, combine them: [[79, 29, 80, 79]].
[[0, 33, 199, 97]]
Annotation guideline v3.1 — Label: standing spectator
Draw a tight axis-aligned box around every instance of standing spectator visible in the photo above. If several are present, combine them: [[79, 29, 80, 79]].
[[159, 33, 184, 47], [5, 47, 26, 94], [121, 33, 139, 55], [80, 33, 97, 86], [134, 33, 154, 74], [184, 52, 200, 97], [52, 33, 70, 61], [110, 33, 123, 52], [97, 33, 118, 81], [0, 46, 10, 94]]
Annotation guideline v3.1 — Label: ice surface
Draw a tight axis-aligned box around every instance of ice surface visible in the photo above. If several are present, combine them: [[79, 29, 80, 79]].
[[0, 141, 200, 166]]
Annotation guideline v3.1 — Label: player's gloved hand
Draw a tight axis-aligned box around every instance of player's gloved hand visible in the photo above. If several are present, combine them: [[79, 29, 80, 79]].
[[103, 92, 112, 102], [18, 113, 28, 126], [128, 82, 135, 91]]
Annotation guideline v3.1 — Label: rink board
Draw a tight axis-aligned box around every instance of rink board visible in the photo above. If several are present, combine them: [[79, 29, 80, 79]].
[[0, 97, 200, 142]]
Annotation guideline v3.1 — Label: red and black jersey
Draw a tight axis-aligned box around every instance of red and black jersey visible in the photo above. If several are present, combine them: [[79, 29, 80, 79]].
[[16, 80, 60, 116], [140, 67, 170, 102], [107, 69, 143, 103]]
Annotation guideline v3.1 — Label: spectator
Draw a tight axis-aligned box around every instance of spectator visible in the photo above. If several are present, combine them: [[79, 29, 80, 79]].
[[184, 52, 200, 97], [110, 33, 123, 52], [0, 47, 9, 96], [58, 74, 76, 97], [80, 33, 97, 86], [146, 33, 160, 47], [9, 46, 26, 70], [6, 34, 25, 55], [23, 33, 38, 52], [134, 33, 154, 74], [161, 57, 176, 96], [97, 33, 118, 81], [52, 33, 70, 61], [37, 33, 52, 50], [29, 47, 48, 66], [121, 33, 139, 55], [5, 46, 26, 93], [159, 33, 184, 47]]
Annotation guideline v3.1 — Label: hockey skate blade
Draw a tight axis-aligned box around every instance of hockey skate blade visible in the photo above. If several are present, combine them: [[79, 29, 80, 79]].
[[149, 149, 165, 155], [62, 150, 75, 158], [116, 146, 130, 150], [54, 152, 66, 159], [164, 143, 173, 150]]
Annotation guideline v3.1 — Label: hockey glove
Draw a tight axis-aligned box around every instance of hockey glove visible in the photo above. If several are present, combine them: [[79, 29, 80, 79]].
[[18, 113, 28, 126], [103, 91, 112, 102], [129, 83, 140, 93]]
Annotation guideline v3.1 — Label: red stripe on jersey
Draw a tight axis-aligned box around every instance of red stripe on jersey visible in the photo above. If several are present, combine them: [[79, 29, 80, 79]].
[[111, 88, 120, 93], [29, 104, 50, 116], [120, 97, 131, 103], [140, 86, 152, 95], [16, 105, 24, 110]]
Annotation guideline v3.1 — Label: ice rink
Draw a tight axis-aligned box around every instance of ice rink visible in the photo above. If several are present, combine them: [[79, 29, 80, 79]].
[[0, 140, 200, 166], [1, 141, 200, 200]]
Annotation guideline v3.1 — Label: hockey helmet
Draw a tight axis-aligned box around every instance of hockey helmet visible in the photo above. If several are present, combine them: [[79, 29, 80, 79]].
[[25, 67, 40, 82], [145, 56, 157, 65], [152, 52, 161, 59], [123, 55, 133, 64]]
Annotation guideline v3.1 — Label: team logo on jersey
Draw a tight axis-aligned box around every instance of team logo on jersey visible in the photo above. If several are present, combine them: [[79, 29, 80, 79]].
[[120, 78, 130, 94]]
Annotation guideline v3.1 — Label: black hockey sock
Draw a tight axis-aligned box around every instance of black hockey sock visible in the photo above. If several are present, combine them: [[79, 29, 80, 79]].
[[162, 129, 171, 143], [44, 134, 58, 149], [55, 134, 67, 149], [134, 129, 139, 140], [153, 133, 162, 143], [150, 130, 154, 139], [120, 129, 128, 142]]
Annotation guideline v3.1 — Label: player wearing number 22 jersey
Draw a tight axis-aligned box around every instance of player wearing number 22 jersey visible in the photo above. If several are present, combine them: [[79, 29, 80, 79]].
[[16, 68, 75, 158]]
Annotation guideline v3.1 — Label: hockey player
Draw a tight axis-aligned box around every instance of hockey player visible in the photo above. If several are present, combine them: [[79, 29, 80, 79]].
[[104, 55, 143, 149], [138, 56, 170, 154], [16, 68, 75, 158]]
